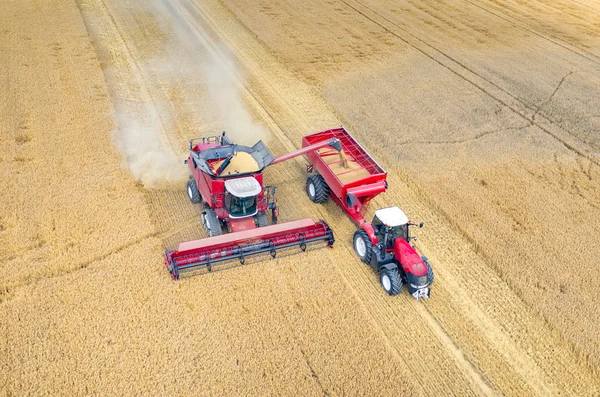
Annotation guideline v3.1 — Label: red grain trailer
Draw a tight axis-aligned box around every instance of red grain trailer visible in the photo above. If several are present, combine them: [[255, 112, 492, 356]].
[[302, 127, 387, 225]]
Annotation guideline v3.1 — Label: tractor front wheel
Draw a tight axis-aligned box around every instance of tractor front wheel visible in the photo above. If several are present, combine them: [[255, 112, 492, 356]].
[[306, 174, 329, 203], [255, 211, 269, 227], [203, 210, 222, 237], [353, 229, 373, 264], [187, 179, 201, 203], [422, 256, 434, 285], [380, 267, 402, 296]]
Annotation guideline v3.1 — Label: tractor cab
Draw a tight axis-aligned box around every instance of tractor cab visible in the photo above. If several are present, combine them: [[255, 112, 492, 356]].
[[372, 206, 410, 248], [224, 177, 261, 218]]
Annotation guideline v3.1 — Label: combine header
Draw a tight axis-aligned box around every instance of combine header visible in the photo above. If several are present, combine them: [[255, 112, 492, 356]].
[[302, 127, 434, 300], [164, 132, 340, 279]]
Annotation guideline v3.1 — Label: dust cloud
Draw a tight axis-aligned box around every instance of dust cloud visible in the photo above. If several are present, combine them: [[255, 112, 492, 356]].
[[113, 104, 188, 189], [111, 0, 268, 189], [200, 46, 268, 145]]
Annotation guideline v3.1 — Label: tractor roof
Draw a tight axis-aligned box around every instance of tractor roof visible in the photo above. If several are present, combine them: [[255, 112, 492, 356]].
[[225, 177, 262, 198], [375, 206, 409, 227]]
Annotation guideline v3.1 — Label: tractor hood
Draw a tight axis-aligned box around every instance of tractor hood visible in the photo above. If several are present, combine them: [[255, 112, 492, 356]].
[[393, 238, 428, 276]]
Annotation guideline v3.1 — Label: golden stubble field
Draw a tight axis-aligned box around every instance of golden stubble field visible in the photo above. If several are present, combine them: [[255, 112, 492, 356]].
[[224, 0, 600, 364], [2, 0, 600, 395]]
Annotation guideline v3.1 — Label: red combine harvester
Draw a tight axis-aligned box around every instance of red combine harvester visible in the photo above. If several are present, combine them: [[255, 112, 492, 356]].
[[302, 127, 434, 299], [164, 132, 341, 279]]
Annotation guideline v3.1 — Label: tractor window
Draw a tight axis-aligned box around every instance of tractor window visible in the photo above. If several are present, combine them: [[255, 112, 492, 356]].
[[225, 194, 257, 218], [372, 217, 385, 239], [389, 225, 407, 241]]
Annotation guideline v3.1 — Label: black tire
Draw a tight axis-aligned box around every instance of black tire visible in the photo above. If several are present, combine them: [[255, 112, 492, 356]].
[[187, 179, 201, 203], [202, 210, 222, 236], [427, 264, 434, 285], [422, 256, 434, 285], [255, 211, 269, 227], [380, 267, 402, 296], [353, 229, 373, 264], [306, 174, 329, 203]]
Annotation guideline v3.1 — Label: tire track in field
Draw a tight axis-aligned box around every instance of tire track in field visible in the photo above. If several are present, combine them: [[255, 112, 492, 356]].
[[461, 0, 600, 64], [78, 0, 208, 247], [74, 2, 423, 395], [179, 0, 573, 395], [134, 1, 494, 394], [339, 0, 600, 166], [184, 0, 600, 395], [79, 0, 179, 152], [0, 232, 159, 304], [77, 0, 600, 394]]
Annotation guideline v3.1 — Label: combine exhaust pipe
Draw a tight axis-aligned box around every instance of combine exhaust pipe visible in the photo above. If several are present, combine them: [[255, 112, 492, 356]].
[[164, 219, 334, 279]]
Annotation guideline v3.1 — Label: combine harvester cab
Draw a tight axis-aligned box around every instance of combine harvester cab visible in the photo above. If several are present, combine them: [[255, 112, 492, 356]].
[[165, 132, 340, 279], [302, 127, 434, 300]]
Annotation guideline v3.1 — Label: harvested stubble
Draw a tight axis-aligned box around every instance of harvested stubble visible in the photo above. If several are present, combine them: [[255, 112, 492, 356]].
[[265, 0, 600, 368], [4, 0, 600, 395], [0, 0, 154, 297], [0, 0, 419, 395], [193, 0, 600, 393], [0, 238, 418, 396]]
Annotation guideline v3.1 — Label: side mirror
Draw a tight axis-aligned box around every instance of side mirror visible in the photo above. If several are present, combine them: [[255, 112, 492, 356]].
[[271, 186, 277, 195], [419, 222, 424, 228]]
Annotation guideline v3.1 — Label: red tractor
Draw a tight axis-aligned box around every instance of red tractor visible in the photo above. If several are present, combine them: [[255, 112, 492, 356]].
[[302, 127, 434, 299], [164, 132, 341, 279]]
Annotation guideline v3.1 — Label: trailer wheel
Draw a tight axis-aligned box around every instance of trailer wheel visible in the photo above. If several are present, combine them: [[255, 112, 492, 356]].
[[203, 210, 222, 236], [380, 267, 402, 296], [353, 229, 373, 264], [306, 174, 329, 203], [255, 211, 269, 227], [187, 179, 201, 203]]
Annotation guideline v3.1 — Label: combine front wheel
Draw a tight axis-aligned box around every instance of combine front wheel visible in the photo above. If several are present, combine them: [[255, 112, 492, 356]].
[[380, 267, 402, 296], [202, 210, 222, 236], [187, 179, 201, 203], [255, 211, 269, 227], [353, 229, 373, 264], [306, 174, 329, 203]]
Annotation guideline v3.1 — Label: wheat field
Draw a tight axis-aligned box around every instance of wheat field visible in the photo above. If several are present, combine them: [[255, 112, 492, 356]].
[[1, 0, 599, 395]]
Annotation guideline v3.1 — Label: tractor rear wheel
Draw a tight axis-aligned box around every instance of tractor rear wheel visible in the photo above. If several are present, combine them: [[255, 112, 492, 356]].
[[306, 174, 329, 203], [203, 210, 222, 236], [353, 229, 373, 264], [255, 211, 269, 227], [380, 267, 402, 296], [187, 179, 201, 203]]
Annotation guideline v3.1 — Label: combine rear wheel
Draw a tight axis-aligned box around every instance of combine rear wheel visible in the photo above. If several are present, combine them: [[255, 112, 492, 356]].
[[255, 211, 269, 227], [353, 229, 373, 264], [380, 267, 402, 296], [187, 179, 201, 203], [202, 210, 222, 236], [306, 174, 329, 203]]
